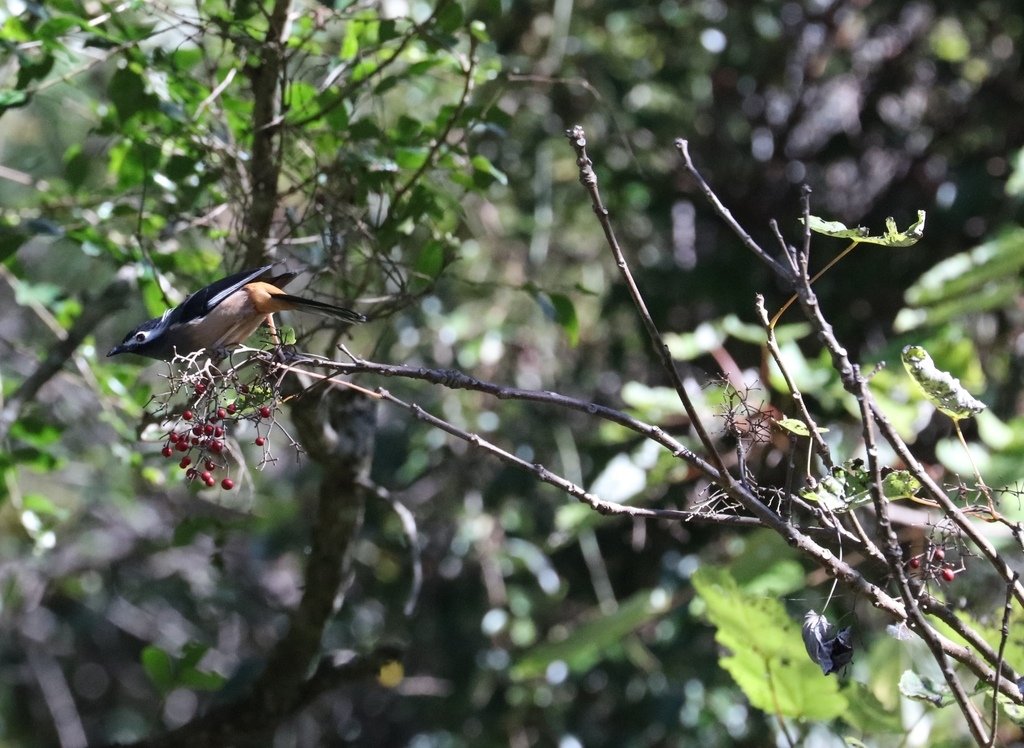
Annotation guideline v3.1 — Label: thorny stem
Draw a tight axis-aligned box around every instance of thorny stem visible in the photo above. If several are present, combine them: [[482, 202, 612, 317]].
[[856, 372, 990, 746], [990, 574, 1018, 747], [871, 402, 1024, 610], [953, 418, 998, 518], [755, 295, 831, 467]]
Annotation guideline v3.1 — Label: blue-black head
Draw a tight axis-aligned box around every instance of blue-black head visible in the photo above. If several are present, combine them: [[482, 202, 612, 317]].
[[107, 312, 173, 359]]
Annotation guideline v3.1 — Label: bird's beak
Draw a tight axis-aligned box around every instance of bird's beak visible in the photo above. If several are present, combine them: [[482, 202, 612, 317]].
[[107, 345, 124, 357]]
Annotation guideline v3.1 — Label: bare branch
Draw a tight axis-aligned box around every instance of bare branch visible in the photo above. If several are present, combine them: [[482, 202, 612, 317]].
[[372, 385, 759, 527], [674, 138, 791, 280], [565, 126, 730, 481]]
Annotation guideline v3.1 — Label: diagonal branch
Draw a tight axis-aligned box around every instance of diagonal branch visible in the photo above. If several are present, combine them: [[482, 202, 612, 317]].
[[286, 350, 718, 478], [565, 126, 730, 481], [372, 385, 762, 527]]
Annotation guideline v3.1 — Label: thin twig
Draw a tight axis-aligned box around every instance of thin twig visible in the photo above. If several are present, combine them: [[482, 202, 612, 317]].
[[770, 238, 857, 329], [390, 36, 478, 210], [373, 386, 761, 526], [567, 127, 730, 481], [311, 349, 718, 477], [755, 294, 831, 466], [989, 573, 1018, 747], [678, 141, 1022, 705], [674, 139, 790, 279]]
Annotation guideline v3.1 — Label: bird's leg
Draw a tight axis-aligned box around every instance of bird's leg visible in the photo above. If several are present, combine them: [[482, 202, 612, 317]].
[[264, 313, 282, 346]]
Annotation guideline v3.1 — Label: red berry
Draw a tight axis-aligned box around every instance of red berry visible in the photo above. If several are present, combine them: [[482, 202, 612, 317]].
[[200, 471, 212, 482], [182, 410, 193, 421], [941, 567, 956, 583], [227, 403, 237, 415], [254, 436, 266, 447], [214, 426, 224, 438], [205, 460, 216, 471], [192, 425, 203, 435], [221, 478, 234, 490], [175, 440, 189, 452], [168, 432, 180, 444], [203, 424, 215, 436], [191, 436, 200, 445], [179, 457, 192, 469], [909, 556, 921, 569], [216, 407, 227, 420], [161, 446, 174, 458], [259, 405, 272, 419], [932, 547, 946, 562], [185, 468, 198, 480], [208, 440, 223, 454], [194, 383, 206, 395], [204, 477, 216, 487]]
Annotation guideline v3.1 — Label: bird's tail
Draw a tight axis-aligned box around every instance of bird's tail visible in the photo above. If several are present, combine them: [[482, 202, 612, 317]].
[[274, 293, 366, 324]]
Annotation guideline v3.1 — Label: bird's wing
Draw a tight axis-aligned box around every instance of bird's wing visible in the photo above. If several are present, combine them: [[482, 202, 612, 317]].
[[170, 265, 273, 324]]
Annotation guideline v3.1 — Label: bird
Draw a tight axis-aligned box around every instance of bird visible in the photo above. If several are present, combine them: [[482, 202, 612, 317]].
[[108, 265, 365, 360]]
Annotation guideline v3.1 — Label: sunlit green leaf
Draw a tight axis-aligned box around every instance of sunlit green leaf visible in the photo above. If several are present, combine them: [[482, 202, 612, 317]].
[[902, 345, 986, 420], [803, 210, 926, 247], [693, 567, 847, 720]]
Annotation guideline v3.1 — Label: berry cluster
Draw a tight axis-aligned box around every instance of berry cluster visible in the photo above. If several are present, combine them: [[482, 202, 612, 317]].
[[156, 374, 277, 489], [906, 545, 958, 583]]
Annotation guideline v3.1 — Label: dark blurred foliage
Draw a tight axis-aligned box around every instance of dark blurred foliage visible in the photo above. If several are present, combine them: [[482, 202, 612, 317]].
[[0, 0, 1021, 746], [475, 0, 1024, 360]]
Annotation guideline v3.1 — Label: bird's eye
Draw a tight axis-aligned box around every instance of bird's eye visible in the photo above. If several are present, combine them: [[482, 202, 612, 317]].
[[134, 331, 147, 343]]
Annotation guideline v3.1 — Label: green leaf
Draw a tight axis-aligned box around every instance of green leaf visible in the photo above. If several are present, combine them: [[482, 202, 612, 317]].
[[414, 240, 445, 279], [896, 228, 1024, 331], [881, 470, 921, 500], [141, 645, 175, 694], [108, 67, 155, 122], [775, 417, 827, 437], [902, 345, 986, 420], [0, 90, 30, 111], [804, 210, 926, 247], [804, 216, 871, 240], [1007, 148, 1024, 197], [898, 670, 954, 707], [510, 589, 673, 680], [840, 682, 903, 733], [22, 494, 68, 522], [395, 147, 429, 170], [804, 460, 922, 509], [728, 529, 805, 596], [692, 567, 847, 721], [470, 154, 508, 186], [548, 293, 579, 346], [436, 3, 465, 33], [339, 21, 359, 60]]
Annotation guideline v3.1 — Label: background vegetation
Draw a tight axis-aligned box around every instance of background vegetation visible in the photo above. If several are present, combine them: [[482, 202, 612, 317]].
[[1, 0, 1023, 745]]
